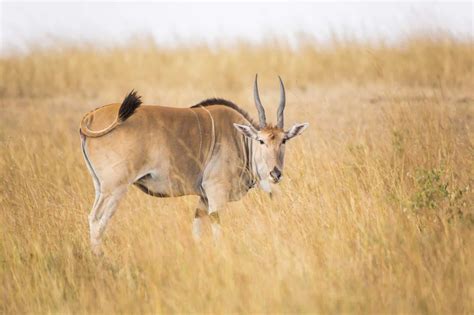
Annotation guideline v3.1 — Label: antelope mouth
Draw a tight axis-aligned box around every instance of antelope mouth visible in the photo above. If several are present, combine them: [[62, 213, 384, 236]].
[[270, 177, 282, 184]]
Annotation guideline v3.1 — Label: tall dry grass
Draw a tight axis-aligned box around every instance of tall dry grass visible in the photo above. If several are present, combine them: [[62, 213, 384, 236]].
[[1, 34, 473, 98], [0, 35, 473, 314]]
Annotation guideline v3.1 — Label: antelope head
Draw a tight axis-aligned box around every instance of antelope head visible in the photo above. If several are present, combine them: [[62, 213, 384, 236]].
[[234, 75, 309, 188]]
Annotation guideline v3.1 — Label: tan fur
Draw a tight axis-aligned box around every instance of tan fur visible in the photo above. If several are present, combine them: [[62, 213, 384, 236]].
[[80, 80, 308, 255], [80, 102, 255, 254], [82, 104, 254, 194]]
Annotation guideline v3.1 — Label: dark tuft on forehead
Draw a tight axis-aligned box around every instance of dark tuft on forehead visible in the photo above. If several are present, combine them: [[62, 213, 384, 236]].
[[261, 125, 284, 140], [261, 124, 283, 132]]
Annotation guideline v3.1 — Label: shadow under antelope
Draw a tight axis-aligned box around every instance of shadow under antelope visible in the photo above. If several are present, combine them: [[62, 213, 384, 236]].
[[79, 75, 309, 255]]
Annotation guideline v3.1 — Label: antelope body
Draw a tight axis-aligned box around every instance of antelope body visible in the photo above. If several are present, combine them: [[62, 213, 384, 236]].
[[80, 76, 308, 255]]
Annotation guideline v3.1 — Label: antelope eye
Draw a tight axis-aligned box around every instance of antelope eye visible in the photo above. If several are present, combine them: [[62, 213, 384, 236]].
[[282, 139, 287, 144], [258, 140, 264, 145]]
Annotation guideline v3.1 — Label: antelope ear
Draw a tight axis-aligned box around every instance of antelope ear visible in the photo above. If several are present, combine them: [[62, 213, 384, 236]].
[[233, 123, 258, 139], [285, 123, 309, 140]]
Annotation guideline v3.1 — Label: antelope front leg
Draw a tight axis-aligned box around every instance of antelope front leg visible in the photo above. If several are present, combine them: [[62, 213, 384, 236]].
[[206, 195, 224, 242], [192, 197, 208, 241], [209, 211, 221, 241], [202, 182, 226, 242]]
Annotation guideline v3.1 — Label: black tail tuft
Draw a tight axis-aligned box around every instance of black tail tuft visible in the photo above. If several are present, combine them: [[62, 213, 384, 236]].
[[118, 90, 142, 122]]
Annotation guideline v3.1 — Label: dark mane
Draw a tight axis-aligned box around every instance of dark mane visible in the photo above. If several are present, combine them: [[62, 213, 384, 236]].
[[191, 98, 258, 128]]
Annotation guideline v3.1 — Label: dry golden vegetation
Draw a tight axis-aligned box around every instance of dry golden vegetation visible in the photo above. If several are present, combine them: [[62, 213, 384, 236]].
[[1, 34, 473, 314]]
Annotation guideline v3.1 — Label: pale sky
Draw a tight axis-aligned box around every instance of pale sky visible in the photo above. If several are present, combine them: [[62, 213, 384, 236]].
[[1, 1, 472, 53]]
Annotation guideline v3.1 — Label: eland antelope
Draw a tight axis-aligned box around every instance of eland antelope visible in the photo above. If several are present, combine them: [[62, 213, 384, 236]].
[[80, 75, 308, 255]]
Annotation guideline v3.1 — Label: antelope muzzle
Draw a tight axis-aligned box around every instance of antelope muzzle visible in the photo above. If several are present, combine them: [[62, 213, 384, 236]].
[[270, 167, 282, 183]]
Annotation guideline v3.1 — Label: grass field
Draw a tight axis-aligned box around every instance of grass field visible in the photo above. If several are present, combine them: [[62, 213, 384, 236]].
[[1, 34, 473, 314]]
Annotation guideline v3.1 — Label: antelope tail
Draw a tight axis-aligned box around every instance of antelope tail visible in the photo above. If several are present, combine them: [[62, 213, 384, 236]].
[[80, 90, 142, 138]]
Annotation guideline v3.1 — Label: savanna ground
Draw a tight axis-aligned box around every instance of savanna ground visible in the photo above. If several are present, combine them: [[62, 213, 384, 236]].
[[1, 34, 473, 314]]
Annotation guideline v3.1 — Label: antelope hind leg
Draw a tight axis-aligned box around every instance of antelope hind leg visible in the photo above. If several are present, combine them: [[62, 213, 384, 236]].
[[88, 186, 127, 255]]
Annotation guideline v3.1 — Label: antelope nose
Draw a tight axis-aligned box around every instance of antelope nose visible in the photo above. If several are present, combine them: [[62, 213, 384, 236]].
[[270, 167, 282, 182]]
